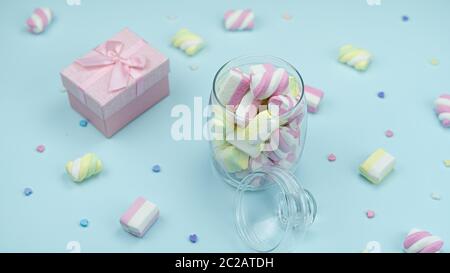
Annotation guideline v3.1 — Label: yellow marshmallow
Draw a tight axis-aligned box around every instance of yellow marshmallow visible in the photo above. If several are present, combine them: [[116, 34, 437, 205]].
[[215, 144, 249, 173], [171, 28, 204, 56], [288, 76, 300, 98], [65, 153, 102, 182], [339, 44, 372, 71]]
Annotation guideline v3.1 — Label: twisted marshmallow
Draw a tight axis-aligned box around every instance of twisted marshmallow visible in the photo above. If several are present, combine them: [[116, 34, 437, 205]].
[[268, 94, 297, 116], [434, 94, 450, 127], [250, 153, 274, 171], [65, 153, 103, 182], [217, 68, 251, 107], [224, 9, 255, 31], [265, 126, 300, 162], [250, 64, 289, 99], [403, 228, 444, 253], [171, 28, 204, 56], [235, 92, 261, 127], [26, 7, 53, 34], [338, 44, 372, 71]]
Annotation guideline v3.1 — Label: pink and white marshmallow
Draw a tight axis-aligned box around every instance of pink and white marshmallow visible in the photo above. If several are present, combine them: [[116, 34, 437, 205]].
[[250, 153, 274, 171], [26, 7, 53, 34], [304, 85, 324, 113], [275, 152, 298, 169], [434, 94, 450, 128], [120, 197, 159, 238], [403, 228, 444, 253], [224, 9, 255, 31], [250, 64, 289, 100], [217, 68, 251, 108], [265, 126, 300, 162], [235, 92, 261, 127], [268, 94, 298, 117]]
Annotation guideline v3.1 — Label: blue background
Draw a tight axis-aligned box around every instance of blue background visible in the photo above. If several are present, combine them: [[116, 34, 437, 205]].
[[0, 0, 449, 253]]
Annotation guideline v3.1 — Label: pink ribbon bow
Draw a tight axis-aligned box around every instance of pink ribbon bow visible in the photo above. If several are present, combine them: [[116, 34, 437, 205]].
[[76, 40, 147, 92]]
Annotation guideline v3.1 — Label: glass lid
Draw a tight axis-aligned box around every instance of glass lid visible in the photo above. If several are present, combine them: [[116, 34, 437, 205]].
[[234, 167, 316, 252]]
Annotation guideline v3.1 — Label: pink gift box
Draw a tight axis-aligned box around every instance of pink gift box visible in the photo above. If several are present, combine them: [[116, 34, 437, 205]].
[[60, 28, 170, 138]]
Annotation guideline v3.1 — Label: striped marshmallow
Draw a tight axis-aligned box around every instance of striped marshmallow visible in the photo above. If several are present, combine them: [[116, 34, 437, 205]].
[[275, 152, 298, 169], [304, 85, 324, 113], [250, 153, 274, 171], [120, 197, 160, 238], [171, 28, 204, 56], [217, 68, 251, 107], [268, 94, 297, 117], [250, 64, 289, 100], [434, 94, 450, 128], [227, 126, 262, 158], [215, 144, 250, 173], [235, 91, 261, 127], [26, 7, 53, 34], [265, 126, 300, 162], [403, 228, 444, 253], [65, 153, 102, 183], [338, 44, 372, 71], [224, 9, 255, 31], [359, 148, 395, 184]]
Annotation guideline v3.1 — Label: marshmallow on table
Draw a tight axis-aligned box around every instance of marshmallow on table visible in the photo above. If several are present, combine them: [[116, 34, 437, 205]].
[[338, 44, 372, 71], [224, 9, 255, 31], [171, 28, 204, 56], [304, 85, 324, 113], [26, 7, 53, 34], [434, 94, 450, 128], [216, 68, 251, 107], [235, 91, 261, 127], [120, 197, 159, 238], [215, 144, 250, 173], [250, 64, 289, 99], [65, 153, 102, 183], [403, 228, 444, 253], [359, 148, 395, 184]]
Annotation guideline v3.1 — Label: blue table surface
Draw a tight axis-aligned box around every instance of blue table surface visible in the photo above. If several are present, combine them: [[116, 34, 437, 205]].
[[0, 0, 449, 253]]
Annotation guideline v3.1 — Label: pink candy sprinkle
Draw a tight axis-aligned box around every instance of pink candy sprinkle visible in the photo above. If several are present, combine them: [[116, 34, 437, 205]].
[[385, 130, 394, 138], [36, 145, 45, 153], [327, 153, 336, 162], [366, 210, 375, 219]]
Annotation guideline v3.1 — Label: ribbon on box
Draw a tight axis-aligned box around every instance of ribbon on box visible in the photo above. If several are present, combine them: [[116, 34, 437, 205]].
[[76, 40, 147, 92]]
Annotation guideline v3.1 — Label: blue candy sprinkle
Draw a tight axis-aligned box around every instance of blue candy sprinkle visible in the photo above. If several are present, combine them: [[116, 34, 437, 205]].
[[80, 219, 89, 228], [152, 165, 161, 173], [377, 91, 385, 98], [79, 120, 88, 127], [402, 15, 409, 22], [189, 234, 198, 243], [23, 187, 33, 196]]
